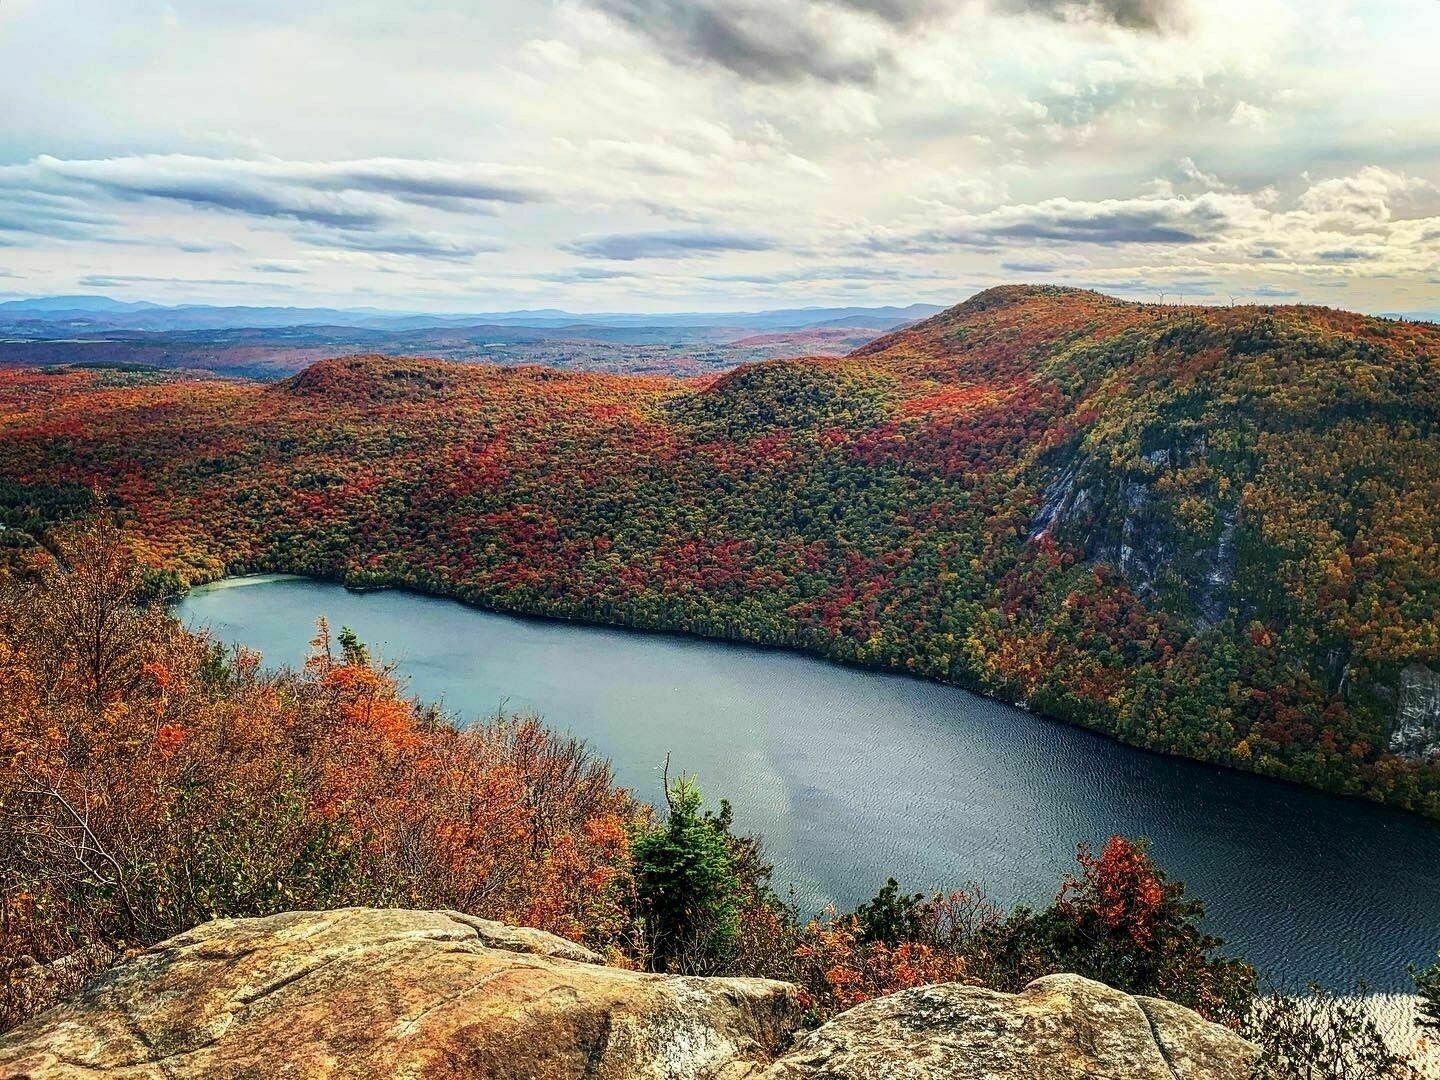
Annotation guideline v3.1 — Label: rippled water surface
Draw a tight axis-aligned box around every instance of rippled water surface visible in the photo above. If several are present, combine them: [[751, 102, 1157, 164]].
[[177, 576, 1440, 991]]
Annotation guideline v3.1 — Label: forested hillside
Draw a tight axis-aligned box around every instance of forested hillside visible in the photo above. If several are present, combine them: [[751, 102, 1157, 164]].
[[2, 285, 1438, 814]]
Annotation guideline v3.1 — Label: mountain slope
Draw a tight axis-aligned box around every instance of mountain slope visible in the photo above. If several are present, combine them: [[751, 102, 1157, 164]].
[[2, 286, 1437, 814]]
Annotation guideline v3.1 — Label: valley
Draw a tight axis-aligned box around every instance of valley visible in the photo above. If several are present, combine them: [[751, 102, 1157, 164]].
[[3, 285, 1438, 818], [0, 299, 935, 379]]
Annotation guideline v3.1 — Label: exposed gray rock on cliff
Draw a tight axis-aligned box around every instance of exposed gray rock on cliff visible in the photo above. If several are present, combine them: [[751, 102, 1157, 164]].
[[1391, 662, 1440, 758], [0, 909, 1259, 1080], [1028, 445, 1239, 628]]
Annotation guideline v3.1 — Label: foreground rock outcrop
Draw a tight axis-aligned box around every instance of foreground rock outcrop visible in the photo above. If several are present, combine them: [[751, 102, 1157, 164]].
[[755, 976, 1258, 1079], [0, 909, 1259, 1079], [0, 910, 799, 1079]]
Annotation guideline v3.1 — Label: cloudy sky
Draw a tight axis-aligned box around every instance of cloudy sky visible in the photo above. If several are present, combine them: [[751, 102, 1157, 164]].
[[1, 0, 1438, 313]]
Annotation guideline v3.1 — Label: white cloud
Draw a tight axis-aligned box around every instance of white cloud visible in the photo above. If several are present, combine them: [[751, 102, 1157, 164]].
[[0, 0, 1434, 312], [1296, 167, 1433, 227], [1228, 101, 1269, 130]]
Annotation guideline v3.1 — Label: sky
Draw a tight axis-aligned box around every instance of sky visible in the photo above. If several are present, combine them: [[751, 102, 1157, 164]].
[[1, 0, 1438, 314]]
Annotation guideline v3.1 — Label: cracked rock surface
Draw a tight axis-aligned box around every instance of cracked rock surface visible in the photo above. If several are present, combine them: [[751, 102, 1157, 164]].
[[755, 974, 1258, 1080], [0, 909, 799, 1079], [0, 910, 1258, 1079]]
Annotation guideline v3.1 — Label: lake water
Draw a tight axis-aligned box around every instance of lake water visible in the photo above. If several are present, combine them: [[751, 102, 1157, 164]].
[[176, 575, 1440, 993]]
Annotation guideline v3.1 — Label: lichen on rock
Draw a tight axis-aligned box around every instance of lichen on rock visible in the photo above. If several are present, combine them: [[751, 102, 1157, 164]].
[[754, 974, 1258, 1080]]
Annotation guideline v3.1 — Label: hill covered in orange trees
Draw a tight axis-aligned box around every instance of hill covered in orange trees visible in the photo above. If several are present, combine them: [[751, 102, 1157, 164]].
[[3, 285, 1439, 814]]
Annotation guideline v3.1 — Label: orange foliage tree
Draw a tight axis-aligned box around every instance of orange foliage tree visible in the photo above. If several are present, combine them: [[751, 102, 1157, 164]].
[[0, 520, 641, 1025]]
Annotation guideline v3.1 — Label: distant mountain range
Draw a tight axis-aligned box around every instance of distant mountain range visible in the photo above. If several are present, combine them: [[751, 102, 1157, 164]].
[[0, 295, 944, 335]]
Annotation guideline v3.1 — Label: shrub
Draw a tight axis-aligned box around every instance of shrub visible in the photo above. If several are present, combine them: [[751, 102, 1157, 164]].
[[1245, 984, 1423, 1080], [853, 878, 930, 946], [791, 894, 980, 1016], [1000, 837, 1257, 1023], [741, 837, 1254, 1026]]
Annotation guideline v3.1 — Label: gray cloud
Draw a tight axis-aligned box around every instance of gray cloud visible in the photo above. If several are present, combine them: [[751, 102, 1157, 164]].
[[0, 156, 540, 263], [536, 267, 638, 282], [305, 162, 537, 206], [1317, 248, 1377, 262], [78, 274, 258, 288], [862, 193, 1234, 253], [989, 214, 1208, 245], [998, 0, 1182, 31], [295, 229, 504, 260], [588, 0, 1181, 85], [588, 0, 884, 84], [700, 263, 944, 284], [1000, 256, 1087, 273], [34, 157, 386, 228], [563, 229, 777, 260], [0, 187, 121, 241], [0, 213, 97, 240], [1160, 277, 1220, 295], [831, 0, 950, 23], [0, 156, 546, 235]]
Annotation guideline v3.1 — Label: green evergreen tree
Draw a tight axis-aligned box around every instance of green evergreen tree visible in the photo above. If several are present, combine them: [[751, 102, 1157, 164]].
[[337, 625, 370, 667], [631, 772, 740, 974], [855, 878, 928, 946]]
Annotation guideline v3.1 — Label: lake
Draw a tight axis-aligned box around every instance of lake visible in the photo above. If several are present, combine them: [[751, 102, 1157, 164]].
[[176, 575, 1440, 993]]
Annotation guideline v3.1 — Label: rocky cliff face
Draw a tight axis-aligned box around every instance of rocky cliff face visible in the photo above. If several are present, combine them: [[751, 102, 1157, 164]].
[[1034, 439, 1440, 756], [1391, 663, 1440, 758], [0, 909, 1259, 1079], [1029, 442, 1240, 630]]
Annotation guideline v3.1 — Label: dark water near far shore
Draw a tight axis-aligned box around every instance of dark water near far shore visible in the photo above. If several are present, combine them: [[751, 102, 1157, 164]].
[[176, 575, 1440, 992]]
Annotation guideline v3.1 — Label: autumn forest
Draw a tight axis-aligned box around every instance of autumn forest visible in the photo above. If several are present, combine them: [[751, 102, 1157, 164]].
[[2, 284, 1438, 816]]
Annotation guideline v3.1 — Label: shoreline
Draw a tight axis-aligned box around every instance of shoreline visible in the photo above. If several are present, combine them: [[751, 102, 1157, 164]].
[[181, 571, 1440, 830]]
